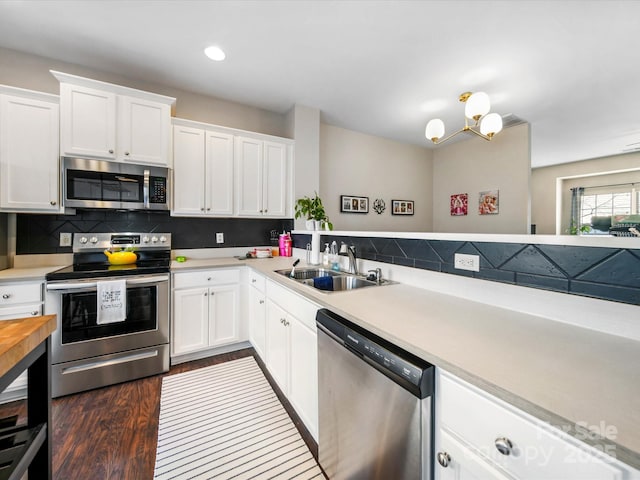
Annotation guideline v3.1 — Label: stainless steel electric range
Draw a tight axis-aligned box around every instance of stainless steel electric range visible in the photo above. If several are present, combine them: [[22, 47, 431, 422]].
[[45, 232, 171, 398]]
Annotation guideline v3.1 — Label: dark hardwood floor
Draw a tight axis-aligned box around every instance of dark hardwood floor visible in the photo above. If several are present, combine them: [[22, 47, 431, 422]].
[[0, 347, 318, 480]]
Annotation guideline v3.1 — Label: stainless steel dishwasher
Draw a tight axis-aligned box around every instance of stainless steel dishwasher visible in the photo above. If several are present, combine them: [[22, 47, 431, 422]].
[[316, 308, 434, 480]]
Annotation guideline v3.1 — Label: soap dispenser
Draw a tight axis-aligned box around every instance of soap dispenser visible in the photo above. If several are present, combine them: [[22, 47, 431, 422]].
[[330, 241, 340, 271]]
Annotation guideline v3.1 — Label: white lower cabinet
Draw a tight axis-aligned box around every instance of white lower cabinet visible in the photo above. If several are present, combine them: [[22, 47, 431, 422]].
[[435, 369, 638, 480], [262, 279, 319, 440], [0, 280, 44, 403], [247, 271, 267, 358], [172, 269, 240, 358]]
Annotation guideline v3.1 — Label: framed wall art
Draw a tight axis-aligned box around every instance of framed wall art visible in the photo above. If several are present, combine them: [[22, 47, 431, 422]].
[[478, 190, 499, 215], [341, 195, 369, 213], [450, 193, 468, 216], [391, 199, 414, 215]]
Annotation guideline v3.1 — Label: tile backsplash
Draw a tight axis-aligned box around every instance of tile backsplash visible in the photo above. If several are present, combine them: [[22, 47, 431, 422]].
[[293, 233, 640, 306], [16, 211, 293, 254]]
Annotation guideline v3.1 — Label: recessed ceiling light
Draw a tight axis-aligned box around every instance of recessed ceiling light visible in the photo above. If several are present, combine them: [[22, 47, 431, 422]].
[[204, 46, 226, 61]]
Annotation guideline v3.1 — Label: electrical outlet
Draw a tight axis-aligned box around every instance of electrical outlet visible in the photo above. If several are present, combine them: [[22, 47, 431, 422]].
[[60, 232, 72, 247], [216, 232, 224, 244], [454, 253, 480, 272]]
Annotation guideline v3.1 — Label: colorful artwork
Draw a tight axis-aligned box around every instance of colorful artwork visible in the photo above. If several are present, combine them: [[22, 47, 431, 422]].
[[450, 193, 468, 216], [479, 190, 499, 215]]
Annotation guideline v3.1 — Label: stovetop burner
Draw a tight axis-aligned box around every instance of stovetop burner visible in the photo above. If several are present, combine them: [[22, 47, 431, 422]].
[[46, 232, 172, 281]]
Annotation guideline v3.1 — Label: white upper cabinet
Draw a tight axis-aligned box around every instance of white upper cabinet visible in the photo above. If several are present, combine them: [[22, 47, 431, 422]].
[[59, 83, 117, 160], [53, 71, 175, 166], [172, 121, 234, 216], [235, 135, 291, 217], [118, 95, 171, 166], [0, 87, 61, 212]]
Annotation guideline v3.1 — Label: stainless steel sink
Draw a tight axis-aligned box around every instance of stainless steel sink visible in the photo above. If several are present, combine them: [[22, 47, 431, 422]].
[[275, 267, 388, 292], [274, 267, 343, 280]]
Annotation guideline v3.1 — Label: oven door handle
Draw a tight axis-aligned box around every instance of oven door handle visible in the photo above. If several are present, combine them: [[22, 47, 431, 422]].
[[46, 275, 168, 292]]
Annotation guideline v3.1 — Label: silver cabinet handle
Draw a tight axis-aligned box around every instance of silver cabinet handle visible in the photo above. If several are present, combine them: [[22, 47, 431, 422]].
[[437, 451, 451, 468], [2, 294, 10, 299], [259, 300, 264, 304], [251, 279, 256, 283], [108, 149, 114, 154], [495, 437, 513, 456], [31, 311, 39, 316], [207, 277, 212, 281], [50, 201, 57, 205]]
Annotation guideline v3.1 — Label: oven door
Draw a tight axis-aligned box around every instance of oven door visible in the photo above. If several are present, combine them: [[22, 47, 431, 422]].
[[45, 274, 169, 365]]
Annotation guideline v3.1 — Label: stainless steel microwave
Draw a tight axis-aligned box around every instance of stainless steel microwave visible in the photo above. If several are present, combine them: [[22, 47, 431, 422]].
[[62, 157, 170, 210]]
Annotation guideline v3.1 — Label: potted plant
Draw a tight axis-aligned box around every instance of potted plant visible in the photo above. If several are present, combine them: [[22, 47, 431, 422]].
[[295, 192, 333, 230]]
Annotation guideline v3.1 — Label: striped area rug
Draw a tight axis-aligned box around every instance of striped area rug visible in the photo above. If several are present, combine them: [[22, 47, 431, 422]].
[[154, 356, 324, 480]]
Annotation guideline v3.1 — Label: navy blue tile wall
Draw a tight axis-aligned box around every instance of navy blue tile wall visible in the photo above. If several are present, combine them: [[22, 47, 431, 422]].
[[16, 211, 293, 254], [293, 233, 640, 306]]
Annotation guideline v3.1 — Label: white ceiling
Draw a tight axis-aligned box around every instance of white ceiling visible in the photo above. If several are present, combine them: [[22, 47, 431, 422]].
[[0, 0, 638, 168]]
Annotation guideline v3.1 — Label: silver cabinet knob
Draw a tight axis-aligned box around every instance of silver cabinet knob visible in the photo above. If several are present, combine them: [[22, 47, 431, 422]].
[[31, 311, 39, 316], [201, 208, 205, 211], [2, 294, 10, 299], [50, 201, 57, 206], [259, 300, 264, 304], [251, 279, 256, 283], [437, 451, 451, 468], [124, 151, 130, 156], [207, 277, 212, 281], [108, 149, 114, 154], [495, 437, 513, 456], [204, 292, 208, 296], [264, 209, 268, 213]]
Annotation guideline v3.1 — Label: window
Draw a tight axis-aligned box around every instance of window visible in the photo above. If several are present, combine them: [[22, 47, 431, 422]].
[[579, 184, 639, 234]]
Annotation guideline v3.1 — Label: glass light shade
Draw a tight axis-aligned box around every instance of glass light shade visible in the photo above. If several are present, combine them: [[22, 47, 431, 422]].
[[480, 112, 503, 137], [465, 92, 490, 120], [204, 46, 226, 61], [425, 119, 445, 141]]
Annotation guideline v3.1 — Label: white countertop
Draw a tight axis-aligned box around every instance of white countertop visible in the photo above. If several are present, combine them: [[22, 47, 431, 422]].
[[3, 255, 638, 468], [173, 255, 640, 469]]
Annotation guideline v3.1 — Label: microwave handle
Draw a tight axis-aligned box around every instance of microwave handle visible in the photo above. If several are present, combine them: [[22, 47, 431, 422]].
[[143, 169, 150, 209]]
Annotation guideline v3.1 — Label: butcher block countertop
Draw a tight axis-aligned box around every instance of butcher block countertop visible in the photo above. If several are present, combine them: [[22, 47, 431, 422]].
[[0, 315, 56, 378]]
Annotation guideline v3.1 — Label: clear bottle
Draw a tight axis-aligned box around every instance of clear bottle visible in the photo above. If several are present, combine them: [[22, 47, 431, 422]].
[[330, 241, 340, 271], [322, 243, 330, 267]]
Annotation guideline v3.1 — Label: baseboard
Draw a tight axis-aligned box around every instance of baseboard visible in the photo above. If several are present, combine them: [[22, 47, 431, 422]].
[[170, 341, 252, 365]]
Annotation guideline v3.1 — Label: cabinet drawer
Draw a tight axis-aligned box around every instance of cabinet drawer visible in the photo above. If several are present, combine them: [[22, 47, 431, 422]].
[[438, 371, 624, 479], [266, 280, 320, 331], [173, 269, 240, 289], [248, 270, 266, 292], [0, 282, 42, 306], [0, 303, 42, 321]]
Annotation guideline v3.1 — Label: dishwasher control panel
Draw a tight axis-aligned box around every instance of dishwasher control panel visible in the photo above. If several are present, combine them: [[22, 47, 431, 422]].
[[345, 329, 424, 387], [317, 308, 434, 398]]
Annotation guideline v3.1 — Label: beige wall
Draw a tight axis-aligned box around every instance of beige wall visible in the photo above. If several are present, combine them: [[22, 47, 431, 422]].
[[319, 124, 433, 231], [531, 152, 640, 234], [0, 46, 289, 137], [432, 123, 531, 234]]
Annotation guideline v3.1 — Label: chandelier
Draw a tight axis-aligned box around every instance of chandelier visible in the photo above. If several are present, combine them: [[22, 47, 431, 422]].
[[425, 92, 503, 145]]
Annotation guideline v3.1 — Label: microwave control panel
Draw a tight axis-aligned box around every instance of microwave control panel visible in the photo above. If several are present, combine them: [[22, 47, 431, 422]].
[[150, 176, 167, 203]]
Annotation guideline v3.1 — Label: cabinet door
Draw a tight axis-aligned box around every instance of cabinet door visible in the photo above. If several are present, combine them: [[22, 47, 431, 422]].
[[172, 287, 209, 355], [0, 94, 60, 211], [235, 136, 263, 216], [248, 286, 266, 358], [289, 316, 318, 440], [172, 125, 206, 215], [262, 140, 288, 217], [205, 130, 234, 215], [59, 83, 116, 159], [436, 429, 512, 480], [208, 284, 239, 347], [119, 96, 171, 166], [265, 299, 290, 393]]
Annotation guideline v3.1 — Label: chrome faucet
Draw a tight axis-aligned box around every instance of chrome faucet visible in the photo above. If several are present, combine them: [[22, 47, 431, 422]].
[[345, 245, 358, 275]]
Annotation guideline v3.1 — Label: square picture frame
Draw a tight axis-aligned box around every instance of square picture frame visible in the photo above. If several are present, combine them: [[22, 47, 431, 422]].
[[391, 199, 414, 215], [340, 195, 369, 213]]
